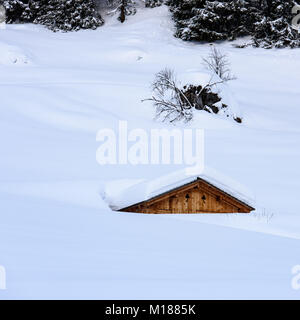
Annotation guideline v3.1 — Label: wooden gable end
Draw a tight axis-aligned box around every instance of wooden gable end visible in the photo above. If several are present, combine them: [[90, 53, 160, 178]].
[[120, 179, 254, 214]]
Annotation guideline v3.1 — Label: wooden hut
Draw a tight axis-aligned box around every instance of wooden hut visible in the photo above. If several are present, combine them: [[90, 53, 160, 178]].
[[107, 167, 255, 214]]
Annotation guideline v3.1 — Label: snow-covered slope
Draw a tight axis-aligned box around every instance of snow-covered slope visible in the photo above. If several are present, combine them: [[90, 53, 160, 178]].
[[0, 41, 31, 65], [0, 6, 300, 299]]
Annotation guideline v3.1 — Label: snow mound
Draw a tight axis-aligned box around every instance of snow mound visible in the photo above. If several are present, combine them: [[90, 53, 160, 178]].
[[178, 71, 242, 121], [0, 42, 31, 65], [105, 166, 255, 211]]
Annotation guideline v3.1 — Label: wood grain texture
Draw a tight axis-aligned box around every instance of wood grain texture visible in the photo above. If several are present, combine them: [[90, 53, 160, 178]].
[[120, 179, 254, 214]]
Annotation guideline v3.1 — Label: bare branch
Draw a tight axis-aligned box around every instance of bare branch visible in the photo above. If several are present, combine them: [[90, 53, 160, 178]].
[[202, 46, 236, 82], [142, 68, 194, 123]]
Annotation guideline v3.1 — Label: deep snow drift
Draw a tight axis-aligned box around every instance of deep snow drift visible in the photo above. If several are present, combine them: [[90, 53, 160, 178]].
[[0, 6, 300, 299]]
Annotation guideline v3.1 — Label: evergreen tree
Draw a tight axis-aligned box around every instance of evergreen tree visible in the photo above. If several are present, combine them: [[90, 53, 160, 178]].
[[167, 0, 251, 42], [1, 0, 28, 23], [2, 0, 104, 31], [106, 0, 136, 23], [120, 0, 137, 23], [145, 0, 163, 8], [167, 0, 300, 48], [250, 0, 300, 48]]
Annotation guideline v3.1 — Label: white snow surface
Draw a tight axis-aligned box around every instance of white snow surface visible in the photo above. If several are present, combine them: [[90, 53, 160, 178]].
[[0, 41, 31, 65], [0, 6, 300, 299], [106, 166, 255, 210]]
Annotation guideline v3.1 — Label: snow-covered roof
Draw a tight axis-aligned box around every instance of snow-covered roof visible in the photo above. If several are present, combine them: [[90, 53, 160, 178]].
[[105, 167, 255, 211]]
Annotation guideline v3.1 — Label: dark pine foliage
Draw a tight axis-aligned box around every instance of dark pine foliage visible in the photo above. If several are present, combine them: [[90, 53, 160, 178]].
[[145, 0, 164, 8], [250, 0, 300, 48], [166, 0, 300, 48], [166, 0, 251, 42], [2, 0, 104, 31]]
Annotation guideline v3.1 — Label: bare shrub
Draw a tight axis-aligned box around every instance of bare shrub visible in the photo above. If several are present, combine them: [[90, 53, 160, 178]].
[[143, 67, 238, 124], [202, 46, 236, 82], [142, 68, 194, 123]]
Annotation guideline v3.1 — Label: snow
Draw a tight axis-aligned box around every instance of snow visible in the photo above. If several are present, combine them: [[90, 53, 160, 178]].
[[0, 41, 31, 65], [106, 166, 255, 210], [0, 6, 300, 299]]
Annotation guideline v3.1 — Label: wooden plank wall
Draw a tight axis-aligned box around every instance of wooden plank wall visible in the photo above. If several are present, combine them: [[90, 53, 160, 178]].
[[121, 180, 253, 214]]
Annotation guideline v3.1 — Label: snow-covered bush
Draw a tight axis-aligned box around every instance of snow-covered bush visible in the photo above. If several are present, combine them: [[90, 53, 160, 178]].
[[2, 0, 104, 31], [143, 68, 240, 124]]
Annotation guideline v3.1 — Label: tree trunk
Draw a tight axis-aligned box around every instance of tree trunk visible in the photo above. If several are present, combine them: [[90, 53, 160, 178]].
[[120, 0, 126, 23]]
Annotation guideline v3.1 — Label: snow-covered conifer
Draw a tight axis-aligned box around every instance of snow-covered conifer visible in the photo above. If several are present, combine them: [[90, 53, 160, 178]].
[[2, 0, 104, 31], [167, 0, 250, 42], [250, 0, 300, 48], [166, 0, 300, 48], [145, 0, 163, 8], [106, 0, 136, 23]]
